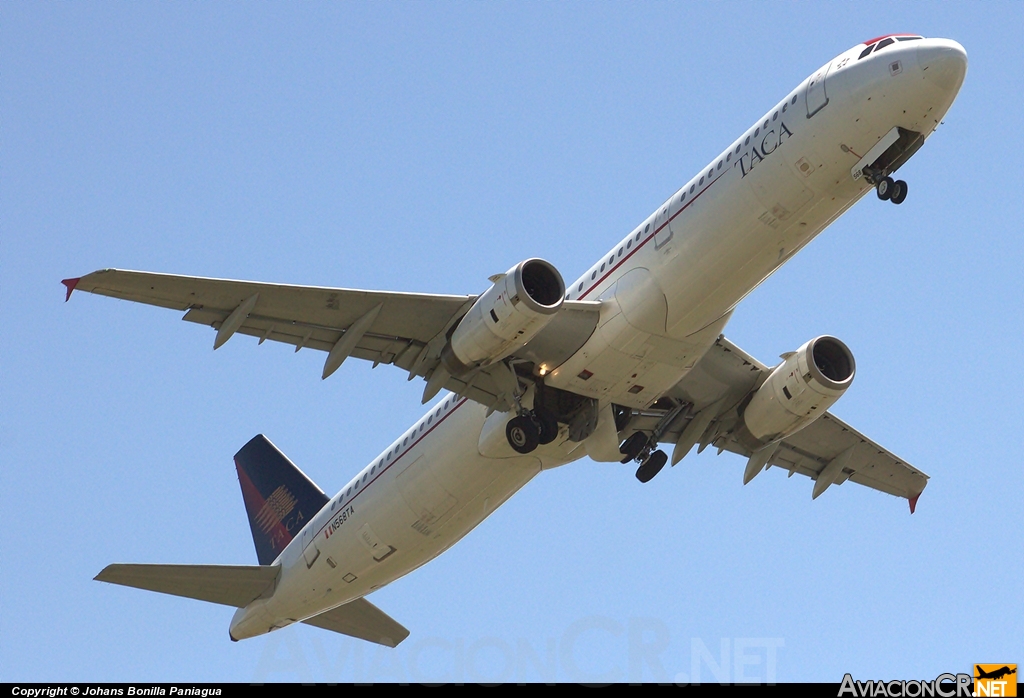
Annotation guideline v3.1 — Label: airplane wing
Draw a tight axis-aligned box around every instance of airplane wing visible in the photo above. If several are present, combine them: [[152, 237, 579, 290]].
[[630, 335, 930, 509], [64, 269, 600, 410]]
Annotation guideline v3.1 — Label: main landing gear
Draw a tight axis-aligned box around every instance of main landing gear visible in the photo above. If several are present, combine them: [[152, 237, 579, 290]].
[[875, 176, 908, 205], [505, 406, 559, 454], [619, 431, 668, 483]]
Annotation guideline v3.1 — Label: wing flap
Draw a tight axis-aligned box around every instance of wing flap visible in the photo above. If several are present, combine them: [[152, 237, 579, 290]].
[[95, 563, 279, 608], [302, 598, 410, 647]]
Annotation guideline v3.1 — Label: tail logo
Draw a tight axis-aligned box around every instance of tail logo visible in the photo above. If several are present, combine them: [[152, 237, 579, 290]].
[[255, 486, 298, 534]]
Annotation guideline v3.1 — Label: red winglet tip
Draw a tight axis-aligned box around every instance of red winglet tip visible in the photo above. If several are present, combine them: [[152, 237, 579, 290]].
[[908, 493, 921, 515], [61, 277, 80, 302]]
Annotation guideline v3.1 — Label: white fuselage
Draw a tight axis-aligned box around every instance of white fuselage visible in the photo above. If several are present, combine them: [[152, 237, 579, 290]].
[[230, 36, 966, 640]]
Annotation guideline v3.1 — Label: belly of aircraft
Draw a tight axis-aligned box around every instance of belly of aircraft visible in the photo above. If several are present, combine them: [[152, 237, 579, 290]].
[[259, 402, 546, 626]]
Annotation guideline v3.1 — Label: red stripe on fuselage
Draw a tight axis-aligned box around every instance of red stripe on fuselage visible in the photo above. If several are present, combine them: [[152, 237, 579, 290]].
[[578, 171, 727, 300], [306, 397, 469, 545]]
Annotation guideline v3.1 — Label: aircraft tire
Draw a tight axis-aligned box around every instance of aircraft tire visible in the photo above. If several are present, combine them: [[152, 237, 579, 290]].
[[635, 449, 668, 483], [876, 176, 894, 201], [618, 431, 649, 463], [507, 415, 540, 454], [890, 179, 908, 204]]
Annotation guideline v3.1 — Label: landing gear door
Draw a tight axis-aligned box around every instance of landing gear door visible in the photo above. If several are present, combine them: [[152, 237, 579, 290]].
[[805, 61, 832, 118]]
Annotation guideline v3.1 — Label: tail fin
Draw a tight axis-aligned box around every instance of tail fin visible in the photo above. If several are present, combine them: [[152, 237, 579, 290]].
[[234, 435, 329, 565]]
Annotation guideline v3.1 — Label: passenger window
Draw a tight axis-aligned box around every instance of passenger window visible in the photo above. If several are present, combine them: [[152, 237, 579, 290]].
[[635, 232, 641, 240], [726, 153, 730, 162], [717, 161, 722, 170], [577, 282, 583, 291], [644, 224, 650, 233], [773, 111, 778, 121], [591, 271, 597, 280], [700, 176, 704, 185], [791, 95, 797, 104], [782, 103, 787, 113], [763, 120, 769, 129], [745, 136, 750, 145], [626, 239, 631, 249], [617, 247, 623, 257], [735, 144, 741, 154], [609, 255, 614, 264], [689, 184, 695, 193], [754, 127, 759, 137], [600, 263, 605, 272]]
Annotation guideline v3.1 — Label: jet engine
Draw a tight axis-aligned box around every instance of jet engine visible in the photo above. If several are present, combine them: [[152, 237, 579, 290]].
[[441, 258, 565, 375], [740, 336, 855, 446]]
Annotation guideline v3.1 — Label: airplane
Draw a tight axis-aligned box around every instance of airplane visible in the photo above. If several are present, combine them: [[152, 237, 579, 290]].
[[975, 666, 1017, 681], [65, 34, 967, 647]]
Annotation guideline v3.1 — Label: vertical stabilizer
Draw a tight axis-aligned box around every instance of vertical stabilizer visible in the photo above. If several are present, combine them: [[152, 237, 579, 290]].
[[234, 435, 329, 565]]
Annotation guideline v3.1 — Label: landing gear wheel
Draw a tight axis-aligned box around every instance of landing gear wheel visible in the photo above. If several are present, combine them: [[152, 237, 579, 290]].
[[533, 406, 559, 446], [890, 179, 908, 205], [635, 450, 668, 483], [507, 416, 539, 454], [876, 176, 894, 201], [619, 432, 649, 464]]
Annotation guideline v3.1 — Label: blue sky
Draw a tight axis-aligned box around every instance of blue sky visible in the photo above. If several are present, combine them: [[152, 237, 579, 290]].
[[3, 2, 1022, 683]]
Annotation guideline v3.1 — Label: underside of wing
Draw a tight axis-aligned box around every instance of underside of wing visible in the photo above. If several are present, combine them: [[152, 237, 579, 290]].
[[94, 563, 279, 608], [626, 335, 929, 509], [66, 268, 601, 412], [302, 598, 410, 648]]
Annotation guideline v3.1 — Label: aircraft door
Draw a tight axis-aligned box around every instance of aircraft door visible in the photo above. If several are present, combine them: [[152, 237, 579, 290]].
[[654, 205, 672, 249], [805, 61, 832, 117], [301, 524, 320, 568]]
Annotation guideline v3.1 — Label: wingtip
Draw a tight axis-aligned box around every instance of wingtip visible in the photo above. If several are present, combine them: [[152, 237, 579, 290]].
[[61, 277, 80, 302], [909, 493, 921, 514]]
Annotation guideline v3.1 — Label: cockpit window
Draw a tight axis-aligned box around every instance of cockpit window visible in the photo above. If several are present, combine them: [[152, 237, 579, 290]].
[[860, 34, 922, 59]]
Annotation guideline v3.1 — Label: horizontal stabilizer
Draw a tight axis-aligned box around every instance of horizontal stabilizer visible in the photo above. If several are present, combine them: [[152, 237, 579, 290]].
[[302, 598, 410, 647], [95, 563, 279, 608]]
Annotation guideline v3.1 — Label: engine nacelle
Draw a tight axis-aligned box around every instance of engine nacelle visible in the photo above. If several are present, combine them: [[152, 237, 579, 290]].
[[442, 258, 565, 375], [741, 336, 855, 445]]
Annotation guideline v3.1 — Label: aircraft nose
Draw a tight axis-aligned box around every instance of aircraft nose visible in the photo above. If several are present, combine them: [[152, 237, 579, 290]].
[[917, 39, 967, 92]]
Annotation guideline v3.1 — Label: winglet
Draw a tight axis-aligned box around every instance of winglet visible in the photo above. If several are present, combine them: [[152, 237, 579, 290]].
[[908, 493, 921, 514], [61, 277, 80, 302]]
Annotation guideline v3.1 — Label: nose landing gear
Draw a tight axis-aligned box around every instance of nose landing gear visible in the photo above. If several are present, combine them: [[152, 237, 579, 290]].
[[874, 175, 908, 205]]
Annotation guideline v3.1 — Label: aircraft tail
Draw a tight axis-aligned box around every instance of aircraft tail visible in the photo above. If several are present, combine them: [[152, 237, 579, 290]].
[[234, 434, 330, 565], [95, 563, 279, 607]]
